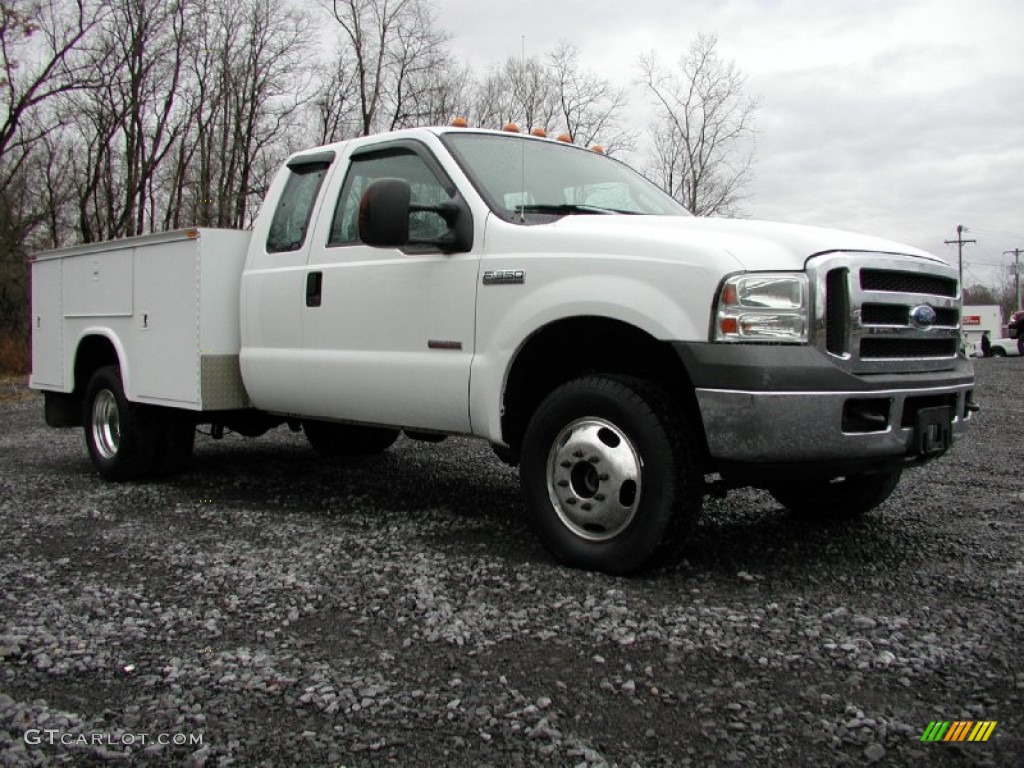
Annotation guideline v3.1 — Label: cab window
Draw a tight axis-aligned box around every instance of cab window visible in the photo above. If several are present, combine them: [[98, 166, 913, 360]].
[[329, 150, 453, 247], [266, 162, 329, 253]]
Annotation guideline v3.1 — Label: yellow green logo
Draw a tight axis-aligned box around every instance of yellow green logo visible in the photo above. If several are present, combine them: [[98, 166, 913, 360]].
[[920, 721, 997, 743]]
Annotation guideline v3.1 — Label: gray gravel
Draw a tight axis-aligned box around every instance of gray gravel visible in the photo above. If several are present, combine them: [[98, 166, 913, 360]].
[[1, 361, 1022, 767]]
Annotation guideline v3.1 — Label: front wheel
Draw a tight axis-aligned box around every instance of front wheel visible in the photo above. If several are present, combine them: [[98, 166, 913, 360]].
[[83, 366, 160, 481], [520, 375, 702, 574], [767, 470, 902, 521]]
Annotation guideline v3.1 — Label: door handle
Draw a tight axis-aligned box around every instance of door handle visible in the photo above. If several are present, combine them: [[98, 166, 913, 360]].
[[306, 271, 322, 307]]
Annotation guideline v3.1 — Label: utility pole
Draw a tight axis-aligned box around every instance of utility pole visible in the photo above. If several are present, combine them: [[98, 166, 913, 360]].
[[944, 225, 976, 292], [1005, 248, 1023, 312]]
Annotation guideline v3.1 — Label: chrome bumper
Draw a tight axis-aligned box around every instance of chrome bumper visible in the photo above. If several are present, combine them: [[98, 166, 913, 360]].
[[696, 384, 974, 463]]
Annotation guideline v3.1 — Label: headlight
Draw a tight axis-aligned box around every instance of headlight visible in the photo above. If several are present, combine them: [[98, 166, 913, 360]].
[[714, 272, 810, 343]]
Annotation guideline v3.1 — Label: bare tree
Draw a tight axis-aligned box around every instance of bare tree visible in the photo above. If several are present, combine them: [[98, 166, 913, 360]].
[[0, 0, 103, 170], [547, 42, 632, 153], [471, 55, 559, 133], [0, 1, 105, 343], [309, 49, 360, 145], [208, 0, 312, 227], [470, 65, 518, 129], [639, 34, 759, 216], [964, 273, 1022, 325], [389, 57, 471, 130], [64, 0, 189, 241], [322, 0, 450, 136], [61, 0, 312, 238], [470, 46, 630, 151]]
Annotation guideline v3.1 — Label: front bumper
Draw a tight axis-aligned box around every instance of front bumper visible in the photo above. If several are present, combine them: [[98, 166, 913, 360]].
[[674, 342, 975, 467], [695, 384, 973, 464]]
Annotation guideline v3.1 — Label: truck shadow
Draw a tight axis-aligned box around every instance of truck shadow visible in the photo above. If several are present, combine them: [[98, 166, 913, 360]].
[[168, 431, 936, 580]]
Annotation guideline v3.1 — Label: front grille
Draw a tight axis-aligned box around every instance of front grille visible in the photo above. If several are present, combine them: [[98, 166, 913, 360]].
[[860, 269, 958, 297], [861, 304, 907, 326], [809, 253, 961, 374], [861, 304, 959, 327], [860, 338, 958, 359], [825, 268, 850, 355]]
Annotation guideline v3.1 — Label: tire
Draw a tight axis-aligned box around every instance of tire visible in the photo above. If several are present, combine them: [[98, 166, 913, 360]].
[[520, 375, 702, 575], [82, 366, 160, 481], [991, 347, 1006, 357], [768, 469, 902, 520], [303, 420, 400, 456], [1018, 337, 1024, 356]]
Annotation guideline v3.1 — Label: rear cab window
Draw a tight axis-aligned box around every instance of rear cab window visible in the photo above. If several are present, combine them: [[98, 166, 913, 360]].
[[266, 156, 333, 253]]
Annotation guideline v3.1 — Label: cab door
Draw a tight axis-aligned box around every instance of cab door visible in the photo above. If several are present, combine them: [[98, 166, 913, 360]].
[[302, 141, 479, 432], [239, 153, 333, 414]]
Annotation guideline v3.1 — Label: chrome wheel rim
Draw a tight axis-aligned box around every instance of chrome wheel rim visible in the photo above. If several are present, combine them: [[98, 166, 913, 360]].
[[545, 417, 643, 541], [91, 389, 120, 460]]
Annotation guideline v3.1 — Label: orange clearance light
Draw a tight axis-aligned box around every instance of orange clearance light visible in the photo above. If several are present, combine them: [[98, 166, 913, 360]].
[[451, 116, 469, 128], [721, 283, 738, 305], [185, 229, 199, 239], [502, 122, 520, 133], [530, 127, 547, 138], [720, 317, 739, 335], [591, 145, 605, 154], [556, 133, 572, 143]]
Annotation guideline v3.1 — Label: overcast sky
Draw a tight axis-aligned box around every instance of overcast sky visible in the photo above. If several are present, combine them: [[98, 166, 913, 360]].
[[435, 0, 1024, 294]]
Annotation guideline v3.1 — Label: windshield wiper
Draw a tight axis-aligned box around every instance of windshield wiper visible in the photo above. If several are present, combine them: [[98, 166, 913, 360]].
[[515, 203, 637, 217]]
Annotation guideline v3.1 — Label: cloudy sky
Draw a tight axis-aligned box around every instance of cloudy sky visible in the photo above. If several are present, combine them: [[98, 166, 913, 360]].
[[436, 0, 1024, 293]]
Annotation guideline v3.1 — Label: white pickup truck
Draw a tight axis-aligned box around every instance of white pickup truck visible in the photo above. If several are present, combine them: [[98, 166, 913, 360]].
[[30, 126, 976, 573]]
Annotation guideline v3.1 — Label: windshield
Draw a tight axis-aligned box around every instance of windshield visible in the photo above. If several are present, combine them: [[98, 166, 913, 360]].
[[442, 132, 687, 222]]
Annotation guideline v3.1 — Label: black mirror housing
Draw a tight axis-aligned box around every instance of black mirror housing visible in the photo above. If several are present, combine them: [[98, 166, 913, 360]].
[[358, 177, 473, 253], [359, 178, 411, 248]]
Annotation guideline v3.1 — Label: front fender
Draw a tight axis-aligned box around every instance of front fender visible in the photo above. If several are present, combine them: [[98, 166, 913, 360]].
[[469, 267, 715, 443]]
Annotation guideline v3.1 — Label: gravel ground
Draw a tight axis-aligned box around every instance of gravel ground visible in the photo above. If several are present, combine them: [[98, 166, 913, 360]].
[[1, 361, 1021, 767]]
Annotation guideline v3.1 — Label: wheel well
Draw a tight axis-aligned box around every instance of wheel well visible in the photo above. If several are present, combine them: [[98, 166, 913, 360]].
[[500, 317, 708, 465], [74, 335, 120, 394]]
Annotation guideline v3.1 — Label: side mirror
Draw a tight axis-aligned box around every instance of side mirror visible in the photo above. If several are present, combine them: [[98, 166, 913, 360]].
[[358, 178, 411, 248], [358, 177, 474, 254]]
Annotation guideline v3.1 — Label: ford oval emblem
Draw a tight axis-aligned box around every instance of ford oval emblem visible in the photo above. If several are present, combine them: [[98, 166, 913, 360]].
[[910, 304, 937, 328]]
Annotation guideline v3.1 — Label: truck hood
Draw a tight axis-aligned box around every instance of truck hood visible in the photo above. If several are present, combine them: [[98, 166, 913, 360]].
[[541, 214, 943, 272]]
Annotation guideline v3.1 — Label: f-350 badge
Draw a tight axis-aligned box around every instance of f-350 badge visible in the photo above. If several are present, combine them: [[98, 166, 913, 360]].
[[482, 269, 525, 285]]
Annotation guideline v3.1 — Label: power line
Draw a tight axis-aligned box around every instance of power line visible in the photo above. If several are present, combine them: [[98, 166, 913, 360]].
[[1005, 248, 1023, 312], [944, 224, 976, 289]]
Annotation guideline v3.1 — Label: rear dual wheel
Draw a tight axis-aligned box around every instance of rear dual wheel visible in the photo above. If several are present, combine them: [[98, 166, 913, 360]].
[[83, 366, 194, 480], [520, 375, 702, 575]]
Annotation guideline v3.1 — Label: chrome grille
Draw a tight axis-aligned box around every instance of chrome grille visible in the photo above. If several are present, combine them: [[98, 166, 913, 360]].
[[860, 269, 958, 297], [809, 252, 962, 374]]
